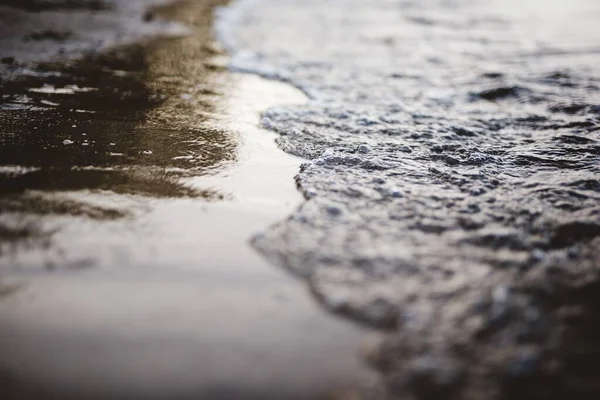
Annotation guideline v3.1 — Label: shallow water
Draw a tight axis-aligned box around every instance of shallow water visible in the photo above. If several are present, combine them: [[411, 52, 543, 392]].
[[0, 1, 376, 399], [218, 0, 600, 399]]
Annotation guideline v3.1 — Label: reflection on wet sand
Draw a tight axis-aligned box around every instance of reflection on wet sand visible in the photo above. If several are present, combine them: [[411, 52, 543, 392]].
[[0, 168, 216, 200], [0, 0, 234, 243], [0, 0, 374, 399]]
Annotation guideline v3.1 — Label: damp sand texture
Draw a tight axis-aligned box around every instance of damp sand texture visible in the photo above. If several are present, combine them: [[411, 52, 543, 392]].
[[0, 1, 375, 399]]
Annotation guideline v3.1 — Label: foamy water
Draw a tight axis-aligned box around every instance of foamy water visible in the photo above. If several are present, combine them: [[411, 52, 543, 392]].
[[217, 0, 600, 398]]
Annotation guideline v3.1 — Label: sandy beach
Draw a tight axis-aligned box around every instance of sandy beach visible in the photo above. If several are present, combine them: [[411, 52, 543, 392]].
[[2, 0, 600, 399]]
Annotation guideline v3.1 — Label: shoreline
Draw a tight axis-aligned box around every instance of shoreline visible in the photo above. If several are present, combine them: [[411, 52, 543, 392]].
[[0, 1, 379, 399], [215, 1, 600, 399]]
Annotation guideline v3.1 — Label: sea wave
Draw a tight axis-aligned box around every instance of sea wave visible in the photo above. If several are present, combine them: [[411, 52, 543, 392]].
[[217, 1, 600, 399]]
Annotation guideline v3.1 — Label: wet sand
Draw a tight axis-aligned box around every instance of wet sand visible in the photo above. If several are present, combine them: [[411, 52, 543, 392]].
[[0, 1, 377, 399]]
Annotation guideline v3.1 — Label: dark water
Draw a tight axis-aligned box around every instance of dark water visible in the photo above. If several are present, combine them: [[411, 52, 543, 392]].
[[219, 0, 600, 399]]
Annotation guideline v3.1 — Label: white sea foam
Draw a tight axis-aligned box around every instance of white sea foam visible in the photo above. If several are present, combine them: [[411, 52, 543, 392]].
[[216, 1, 600, 396], [214, 0, 291, 81]]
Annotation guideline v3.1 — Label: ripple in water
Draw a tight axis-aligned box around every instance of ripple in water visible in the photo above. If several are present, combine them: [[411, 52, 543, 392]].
[[219, 0, 600, 398]]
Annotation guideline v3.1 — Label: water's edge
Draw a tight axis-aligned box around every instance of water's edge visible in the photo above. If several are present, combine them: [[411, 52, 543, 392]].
[[0, 1, 380, 399]]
